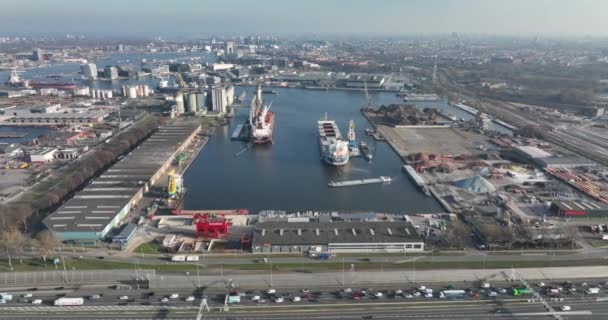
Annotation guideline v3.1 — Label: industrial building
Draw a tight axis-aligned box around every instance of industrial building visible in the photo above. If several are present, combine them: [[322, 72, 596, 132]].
[[550, 200, 608, 217], [6, 110, 108, 125], [211, 85, 234, 114], [252, 221, 424, 253], [0, 104, 62, 117], [512, 145, 595, 168], [43, 120, 202, 244], [344, 75, 385, 88]]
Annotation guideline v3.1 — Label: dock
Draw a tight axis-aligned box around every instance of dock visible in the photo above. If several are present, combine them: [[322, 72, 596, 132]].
[[328, 176, 392, 188], [231, 123, 250, 141], [0, 133, 27, 138], [451, 103, 515, 131], [402, 165, 431, 196]]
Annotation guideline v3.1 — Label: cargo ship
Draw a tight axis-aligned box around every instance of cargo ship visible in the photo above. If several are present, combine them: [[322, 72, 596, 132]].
[[249, 85, 275, 144], [318, 116, 349, 166], [5, 69, 76, 90]]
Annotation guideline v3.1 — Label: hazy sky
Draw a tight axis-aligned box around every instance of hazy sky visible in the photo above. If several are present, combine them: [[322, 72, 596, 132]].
[[1, 0, 607, 37]]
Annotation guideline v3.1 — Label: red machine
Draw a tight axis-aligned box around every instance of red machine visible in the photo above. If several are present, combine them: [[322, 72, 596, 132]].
[[192, 213, 230, 239], [172, 209, 249, 216]]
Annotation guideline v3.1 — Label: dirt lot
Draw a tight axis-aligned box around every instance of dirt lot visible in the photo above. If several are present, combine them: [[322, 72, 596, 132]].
[[378, 125, 493, 157]]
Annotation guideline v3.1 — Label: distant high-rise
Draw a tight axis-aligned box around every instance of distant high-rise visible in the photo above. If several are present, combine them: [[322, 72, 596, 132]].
[[80, 63, 98, 79], [117, 44, 124, 52], [104, 66, 118, 79], [224, 41, 235, 55], [32, 48, 44, 61]]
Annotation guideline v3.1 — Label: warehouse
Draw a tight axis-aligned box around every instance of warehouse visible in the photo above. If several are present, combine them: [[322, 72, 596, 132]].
[[252, 221, 424, 253], [550, 200, 608, 217], [6, 110, 108, 125], [43, 120, 201, 244]]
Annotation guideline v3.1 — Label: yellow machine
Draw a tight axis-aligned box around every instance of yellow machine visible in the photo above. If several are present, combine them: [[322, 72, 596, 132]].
[[167, 169, 178, 197]]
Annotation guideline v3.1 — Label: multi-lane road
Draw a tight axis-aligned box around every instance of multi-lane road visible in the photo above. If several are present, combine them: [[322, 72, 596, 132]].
[[1, 279, 608, 319]]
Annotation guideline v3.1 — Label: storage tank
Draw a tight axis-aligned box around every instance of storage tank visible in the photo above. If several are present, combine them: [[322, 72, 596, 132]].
[[121, 85, 127, 97], [187, 93, 197, 113], [196, 93, 206, 109], [127, 86, 138, 99], [159, 80, 169, 88], [175, 94, 185, 113], [143, 85, 150, 97], [92, 89, 98, 99], [105, 90, 113, 99]]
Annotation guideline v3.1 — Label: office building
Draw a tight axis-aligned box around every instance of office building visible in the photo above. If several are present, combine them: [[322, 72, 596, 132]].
[[80, 63, 98, 79], [104, 66, 118, 80]]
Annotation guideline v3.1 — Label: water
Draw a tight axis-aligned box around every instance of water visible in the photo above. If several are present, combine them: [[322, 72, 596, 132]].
[[183, 87, 445, 214]]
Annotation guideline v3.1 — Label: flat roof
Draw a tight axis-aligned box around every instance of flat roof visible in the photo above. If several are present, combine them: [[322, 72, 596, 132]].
[[7, 111, 108, 120], [537, 156, 597, 167], [514, 145, 553, 159], [253, 221, 423, 246], [552, 200, 608, 212], [43, 120, 201, 235]]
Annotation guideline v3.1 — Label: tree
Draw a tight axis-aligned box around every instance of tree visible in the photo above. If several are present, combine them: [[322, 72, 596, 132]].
[[36, 230, 60, 263]]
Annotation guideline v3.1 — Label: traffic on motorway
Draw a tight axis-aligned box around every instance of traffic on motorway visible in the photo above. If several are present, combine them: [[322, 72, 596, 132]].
[[0, 279, 607, 312]]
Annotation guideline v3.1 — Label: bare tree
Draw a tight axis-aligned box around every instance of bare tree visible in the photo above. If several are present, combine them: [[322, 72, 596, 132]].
[[36, 230, 60, 263]]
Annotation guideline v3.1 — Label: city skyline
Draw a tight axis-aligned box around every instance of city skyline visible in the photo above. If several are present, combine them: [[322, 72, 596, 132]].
[[1, 0, 608, 37]]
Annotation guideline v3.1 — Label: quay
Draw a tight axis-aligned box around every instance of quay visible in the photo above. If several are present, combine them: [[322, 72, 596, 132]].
[[328, 176, 392, 188], [402, 165, 431, 196], [0, 133, 27, 138]]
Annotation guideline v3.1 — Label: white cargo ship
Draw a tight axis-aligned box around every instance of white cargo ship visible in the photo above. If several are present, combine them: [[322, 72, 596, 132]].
[[318, 117, 349, 166]]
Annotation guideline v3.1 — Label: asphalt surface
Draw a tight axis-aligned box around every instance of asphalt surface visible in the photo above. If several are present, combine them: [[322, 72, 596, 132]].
[[1, 279, 608, 319]]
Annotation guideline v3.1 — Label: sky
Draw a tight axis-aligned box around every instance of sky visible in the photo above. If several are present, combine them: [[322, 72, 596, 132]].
[[1, 0, 607, 37]]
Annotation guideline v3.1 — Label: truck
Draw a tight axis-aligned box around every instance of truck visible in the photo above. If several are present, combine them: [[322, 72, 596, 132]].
[[186, 255, 199, 262], [54, 297, 84, 306], [227, 295, 241, 304], [512, 288, 532, 296], [0, 293, 13, 301], [586, 287, 600, 294], [318, 253, 331, 260], [440, 290, 466, 299], [171, 255, 187, 262]]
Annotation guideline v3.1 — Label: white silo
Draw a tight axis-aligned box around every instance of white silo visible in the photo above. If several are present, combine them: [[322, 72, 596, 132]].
[[105, 90, 113, 99], [175, 94, 185, 114], [187, 93, 197, 113], [127, 86, 138, 99]]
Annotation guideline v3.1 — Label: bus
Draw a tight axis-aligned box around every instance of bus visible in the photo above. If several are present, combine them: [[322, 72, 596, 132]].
[[512, 288, 531, 296]]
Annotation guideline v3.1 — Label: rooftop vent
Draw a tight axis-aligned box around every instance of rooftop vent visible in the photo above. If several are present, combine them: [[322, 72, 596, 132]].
[[298, 229, 302, 236], [352, 228, 357, 236], [387, 227, 393, 235], [369, 228, 375, 236], [334, 228, 339, 236]]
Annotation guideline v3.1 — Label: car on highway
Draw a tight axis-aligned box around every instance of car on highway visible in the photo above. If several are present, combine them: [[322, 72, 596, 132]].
[[31, 299, 42, 305], [257, 299, 267, 304], [267, 289, 276, 295], [251, 295, 261, 301], [89, 294, 101, 300], [395, 289, 403, 296], [561, 306, 571, 311], [404, 294, 414, 299], [374, 292, 383, 298], [18, 298, 29, 303], [275, 297, 284, 303], [21, 293, 33, 298], [537, 282, 546, 287], [353, 292, 361, 300], [292, 296, 301, 302], [160, 298, 169, 303], [119, 296, 128, 300], [169, 293, 179, 299], [301, 289, 310, 293], [344, 288, 353, 293], [185, 296, 195, 302], [0, 300, 5, 304], [488, 291, 498, 297]]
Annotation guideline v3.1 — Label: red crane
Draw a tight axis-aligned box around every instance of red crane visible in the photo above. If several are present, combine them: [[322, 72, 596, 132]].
[[192, 213, 230, 239]]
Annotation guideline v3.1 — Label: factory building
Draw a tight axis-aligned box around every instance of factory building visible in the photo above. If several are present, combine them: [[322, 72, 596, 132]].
[[43, 121, 201, 245], [80, 63, 98, 79], [252, 221, 424, 253], [513, 145, 596, 168], [344, 75, 385, 89], [0, 104, 62, 117], [6, 111, 108, 125], [550, 201, 608, 217]]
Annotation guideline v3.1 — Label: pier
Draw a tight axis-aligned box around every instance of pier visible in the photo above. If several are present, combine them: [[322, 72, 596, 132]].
[[402, 165, 431, 196], [328, 176, 392, 188]]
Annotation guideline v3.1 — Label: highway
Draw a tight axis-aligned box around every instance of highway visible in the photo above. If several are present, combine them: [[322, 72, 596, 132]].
[[1, 279, 608, 319]]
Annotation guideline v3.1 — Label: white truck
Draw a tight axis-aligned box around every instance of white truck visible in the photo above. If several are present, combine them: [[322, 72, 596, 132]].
[[186, 255, 199, 262], [586, 287, 600, 295], [171, 255, 187, 262], [0, 293, 13, 301], [54, 297, 84, 306]]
